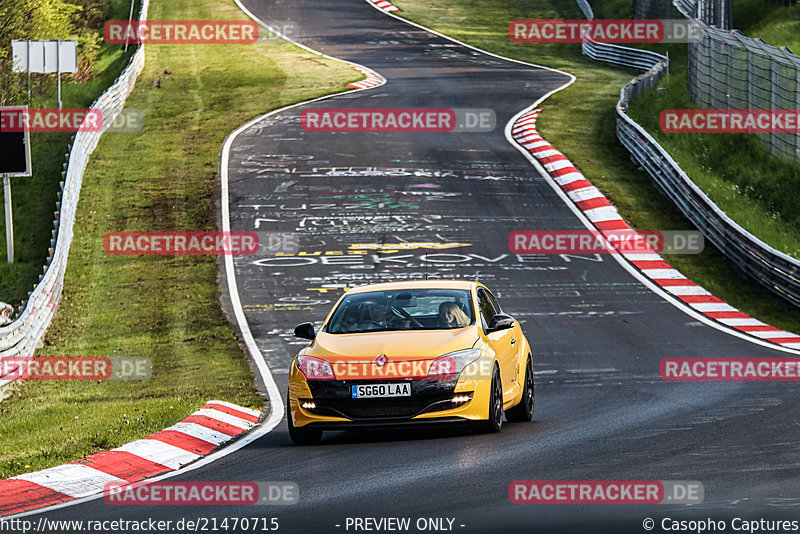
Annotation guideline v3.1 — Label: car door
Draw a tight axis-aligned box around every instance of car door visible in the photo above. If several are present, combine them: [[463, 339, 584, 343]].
[[478, 288, 519, 403]]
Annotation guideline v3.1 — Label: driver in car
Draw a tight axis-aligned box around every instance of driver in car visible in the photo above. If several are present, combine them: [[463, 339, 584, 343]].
[[358, 301, 408, 330]]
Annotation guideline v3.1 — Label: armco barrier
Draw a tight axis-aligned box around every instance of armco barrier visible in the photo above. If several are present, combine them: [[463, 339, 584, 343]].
[[575, 0, 668, 72], [573, 0, 800, 307], [0, 0, 151, 389], [616, 97, 800, 306]]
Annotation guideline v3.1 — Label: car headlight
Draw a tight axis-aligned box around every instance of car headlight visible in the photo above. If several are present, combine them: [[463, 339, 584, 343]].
[[427, 348, 482, 380]]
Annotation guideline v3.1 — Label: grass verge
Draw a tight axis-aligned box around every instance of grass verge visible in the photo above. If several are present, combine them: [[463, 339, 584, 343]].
[[390, 0, 800, 333], [0, 0, 360, 478], [626, 0, 800, 259], [0, 0, 140, 305], [733, 0, 800, 52]]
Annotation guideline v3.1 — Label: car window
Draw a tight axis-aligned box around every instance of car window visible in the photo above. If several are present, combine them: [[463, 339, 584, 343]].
[[485, 289, 502, 315], [326, 288, 475, 334], [477, 288, 499, 325]]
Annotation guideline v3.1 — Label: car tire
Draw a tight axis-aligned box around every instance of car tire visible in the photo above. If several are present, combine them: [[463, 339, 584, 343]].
[[287, 391, 322, 445], [472, 365, 503, 434], [506, 355, 534, 423]]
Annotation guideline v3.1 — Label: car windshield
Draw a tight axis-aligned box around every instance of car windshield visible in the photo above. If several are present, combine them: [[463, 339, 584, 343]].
[[326, 288, 475, 334]]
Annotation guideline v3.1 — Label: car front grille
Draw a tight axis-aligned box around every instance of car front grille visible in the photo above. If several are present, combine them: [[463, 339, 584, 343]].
[[306, 379, 459, 420]]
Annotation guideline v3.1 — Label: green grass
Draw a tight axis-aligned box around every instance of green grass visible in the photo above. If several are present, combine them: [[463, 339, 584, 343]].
[[0, 0, 360, 478], [0, 1, 140, 306], [731, 0, 800, 53], [390, 0, 800, 334], [622, 0, 800, 259], [624, 0, 800, 301], [629, 65, 800, 259]]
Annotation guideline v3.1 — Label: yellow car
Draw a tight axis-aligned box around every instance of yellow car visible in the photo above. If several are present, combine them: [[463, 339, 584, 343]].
[[286, 280, 534, 444]]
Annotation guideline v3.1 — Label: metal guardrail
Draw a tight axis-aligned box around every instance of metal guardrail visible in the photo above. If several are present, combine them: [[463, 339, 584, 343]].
[[576, 0, 668, 72], [582, 39, 667, 71], [616, 108, 800, 306], [572, 0, 800, 306], [0, 0, 151, 387]]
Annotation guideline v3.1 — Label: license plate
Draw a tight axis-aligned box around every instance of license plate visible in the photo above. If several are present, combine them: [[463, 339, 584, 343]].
[[351, 383, 411, 399]]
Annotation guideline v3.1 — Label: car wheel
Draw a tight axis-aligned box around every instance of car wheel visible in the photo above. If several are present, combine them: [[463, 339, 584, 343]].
[[287, 390, 322, 445], [506, 355, 534, 422], [472, 365, 503, 434]]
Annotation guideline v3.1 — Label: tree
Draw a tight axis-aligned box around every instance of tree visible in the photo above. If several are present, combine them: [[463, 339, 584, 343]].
[[0, 0, 110, 105]]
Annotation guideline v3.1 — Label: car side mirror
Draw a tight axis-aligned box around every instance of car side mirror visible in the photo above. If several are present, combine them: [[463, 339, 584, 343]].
[[486, 314, 514, 333], [294, 322, 316, 340]]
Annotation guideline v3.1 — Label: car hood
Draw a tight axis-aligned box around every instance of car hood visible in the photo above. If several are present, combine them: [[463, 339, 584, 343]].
[[306, 326, 480, 363]]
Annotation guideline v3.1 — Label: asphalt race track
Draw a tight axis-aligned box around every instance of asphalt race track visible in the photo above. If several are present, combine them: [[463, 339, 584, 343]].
[[24, 0, 800, 532]]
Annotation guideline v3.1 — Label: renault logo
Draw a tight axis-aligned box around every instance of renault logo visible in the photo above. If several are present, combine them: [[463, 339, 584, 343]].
[[375, 354, 388, 366]]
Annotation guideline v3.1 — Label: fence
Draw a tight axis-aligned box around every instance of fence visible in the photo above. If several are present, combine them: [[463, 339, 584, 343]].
[[570, 0, 800, 306], [0, 0, 150, 388], [675, 0, 800, 160], [634, 0, 727, 26], [616, 97, 800, 306]]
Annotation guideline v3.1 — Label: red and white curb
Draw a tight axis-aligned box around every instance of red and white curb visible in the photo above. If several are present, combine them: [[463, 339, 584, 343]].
[[0, 401, 260, 516], [512, 108, 800, 351], [369, 0, 400, 13], [347, 64, 386, 90]]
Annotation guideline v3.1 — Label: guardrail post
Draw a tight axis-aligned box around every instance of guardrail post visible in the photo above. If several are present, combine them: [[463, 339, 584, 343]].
[[727, 41, 734, 109], [796, 67, 800, 160], [1, 174, 13, 264], [770, 59, 779, 155]]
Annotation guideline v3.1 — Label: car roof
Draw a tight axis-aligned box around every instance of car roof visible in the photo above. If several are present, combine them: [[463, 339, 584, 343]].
[[344, 280, 481, 294]]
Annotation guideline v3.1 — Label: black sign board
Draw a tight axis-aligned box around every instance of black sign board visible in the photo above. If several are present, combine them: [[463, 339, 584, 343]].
[[0, 107, 31, 176]]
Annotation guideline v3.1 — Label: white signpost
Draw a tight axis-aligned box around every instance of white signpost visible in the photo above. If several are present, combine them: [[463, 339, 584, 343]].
[[6, 39, 75, 264], [12, 40, 78, 109]]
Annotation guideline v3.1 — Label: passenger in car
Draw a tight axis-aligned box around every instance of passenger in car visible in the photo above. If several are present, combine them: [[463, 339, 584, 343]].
[[438, 301, 470, 328]]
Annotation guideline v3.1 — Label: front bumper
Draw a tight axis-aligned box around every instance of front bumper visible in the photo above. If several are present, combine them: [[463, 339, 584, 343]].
[[288, 373, 493, 429]]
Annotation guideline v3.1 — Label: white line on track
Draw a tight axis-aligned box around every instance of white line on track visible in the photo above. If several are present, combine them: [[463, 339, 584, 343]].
[[505, 110, 800, 355], [17, 0, 797, 519]]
